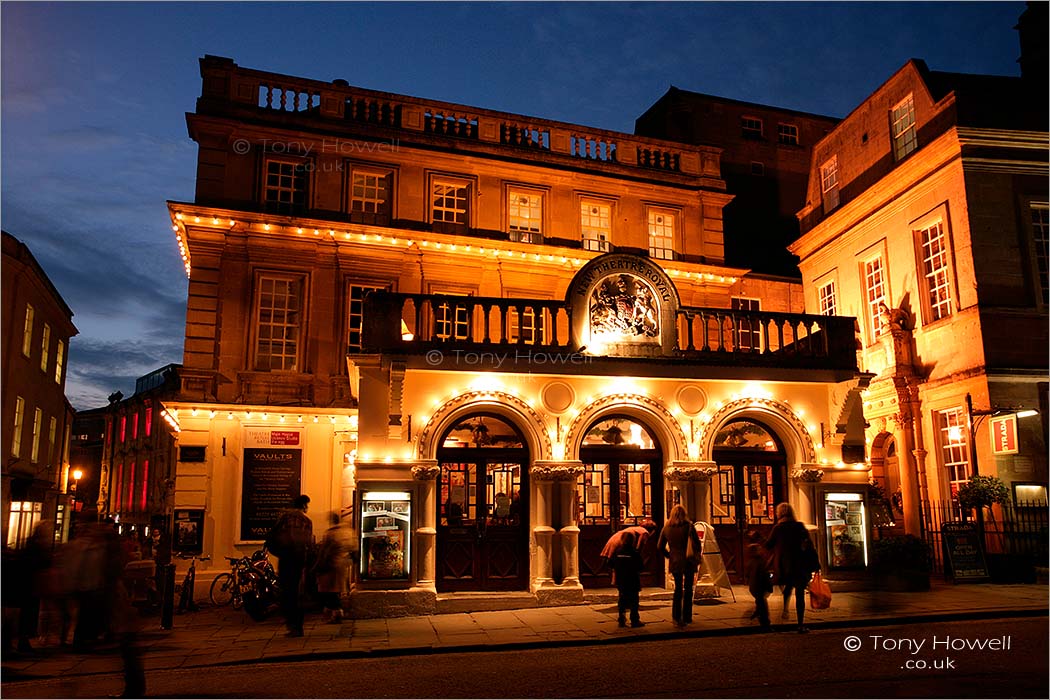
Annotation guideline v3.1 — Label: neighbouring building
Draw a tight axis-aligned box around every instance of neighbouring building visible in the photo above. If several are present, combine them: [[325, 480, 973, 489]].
[[164, 56, 872, 615], [789, 23, 1048, 544], [2, 230, 78, 548], [83, 364, 181, 540], [635, 88, 839, 277]]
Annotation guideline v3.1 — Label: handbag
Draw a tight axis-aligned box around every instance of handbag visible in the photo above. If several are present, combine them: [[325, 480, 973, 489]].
[[809, 572, 832, 610], [685, 526, 702, 567]]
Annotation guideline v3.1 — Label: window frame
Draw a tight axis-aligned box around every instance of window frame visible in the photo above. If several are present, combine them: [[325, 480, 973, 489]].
[[11, 396, 25, 458], [54, 340, 65, 384], [820, 156, 840, 213], [251, 271, 307, 372], [777, 123, 800, 146], [428, 285, 476, 342], [429, 173, 475, 232], [347, 163, 395, 225], [913, 216, 955, 324], [21, 304, 34, 358], [346, 281, 392, 352], [817, 277, 838, 316], [30, 408, 42, 463], [646, 205, 679, 261], [935, 406, 970, 499], [579, 197, 614, 253], [890, 93, 918, 162], [40, 323, 51, 373], [741, 115, 764, 139], [506, 185, 546, 244], [262, 157, 311, 215], [859, 248, 889, 345], [1026, 200, 1049, 308], [731, 297, 762, 351]]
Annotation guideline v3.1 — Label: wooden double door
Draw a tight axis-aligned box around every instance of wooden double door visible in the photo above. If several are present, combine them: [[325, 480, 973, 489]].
[[436, 447, 529, 591], [708, 453, 785, 583], [577, 447, 664, 588]]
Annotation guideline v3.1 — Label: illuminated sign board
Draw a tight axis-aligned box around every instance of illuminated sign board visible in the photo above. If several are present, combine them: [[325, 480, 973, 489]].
[[989, 414, 1018, 455]]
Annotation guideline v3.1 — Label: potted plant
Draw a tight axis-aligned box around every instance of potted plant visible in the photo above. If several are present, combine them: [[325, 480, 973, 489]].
[[957, 475, 1009, 512], [870, 534, 931, 591]]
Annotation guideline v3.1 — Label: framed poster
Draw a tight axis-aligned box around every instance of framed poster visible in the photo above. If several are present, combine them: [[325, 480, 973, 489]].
[[240, 428, 303, 540], [173, 509, 204, 554]]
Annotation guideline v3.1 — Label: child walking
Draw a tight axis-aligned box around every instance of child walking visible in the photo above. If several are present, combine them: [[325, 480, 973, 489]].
[[745, 530, 774, 630], [611, 530, 645, 628]]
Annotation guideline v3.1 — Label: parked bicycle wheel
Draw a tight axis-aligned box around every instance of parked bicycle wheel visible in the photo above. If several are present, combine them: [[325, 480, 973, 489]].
[[210, 572, 235, 607]]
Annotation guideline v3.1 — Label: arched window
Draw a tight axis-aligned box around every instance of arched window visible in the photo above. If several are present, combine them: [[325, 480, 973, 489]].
[[441, 414, 524, 449], [714, 419, 781, 451], [582, 417, 657, 449]]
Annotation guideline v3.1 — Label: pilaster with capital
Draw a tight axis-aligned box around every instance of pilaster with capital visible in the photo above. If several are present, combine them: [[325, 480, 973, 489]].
[[411, 461, 440, 590], [665, 462, 718, 524], [791, 464, 825, 524], [531, 461, 584, 589]]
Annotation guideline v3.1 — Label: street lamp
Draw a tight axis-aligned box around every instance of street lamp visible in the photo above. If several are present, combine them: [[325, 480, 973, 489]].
[[71, 468, 84, 509]]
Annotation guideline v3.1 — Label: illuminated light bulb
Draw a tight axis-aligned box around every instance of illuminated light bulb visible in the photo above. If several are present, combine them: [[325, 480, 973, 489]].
[[262, 413, 268, 420], [313, 416, 319, 423], [418, 415, 428, 426], [314, 229, 319, 235], [345, 233, 350, 239], [279, 415, 286, 422], [374, 234, 381, 241], [796, 409, 805, 417], [194, 216, 201, 223], [435, 243, 442, 249], [246, 412, 252, 419], [297, 416, 303, 423], [228, 220, 235, 226], [209, 410, 217, 419], [171, 225, 179, 232], [451, 245, 457, 251], [560, 257, 567, 263], [213, 218, 220, 225], [392, 238, 399, 244], [191, 409, 198, 416], [330, 416, 336, 423], [176, 213, 183, 220], [227, 412, 233, 420], [263, 224, 270, 231], [406, 240, 414, 246], [297, 227, 303, 234]]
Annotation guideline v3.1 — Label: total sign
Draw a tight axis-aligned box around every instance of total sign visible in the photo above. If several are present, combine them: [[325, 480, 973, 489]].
[[989, 414, 1019, 455]]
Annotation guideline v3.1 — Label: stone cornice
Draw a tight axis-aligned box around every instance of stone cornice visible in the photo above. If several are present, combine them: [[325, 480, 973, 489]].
[[531, 461, 584, 481]]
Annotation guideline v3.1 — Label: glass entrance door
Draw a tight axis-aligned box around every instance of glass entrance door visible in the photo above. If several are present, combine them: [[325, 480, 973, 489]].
[[709, 419, 786, 583], [436, 415, 528, 592]]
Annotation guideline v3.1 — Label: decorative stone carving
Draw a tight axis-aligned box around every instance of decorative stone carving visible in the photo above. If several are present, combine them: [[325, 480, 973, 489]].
[[563, 393, 688, 460], [417, 390, 552, 460], [697, 396, 816, 463], [411, 464, 441, 481], [530, 462, 584, 482], [791, 468, 825, 483], [664, 465, 718, 482], [589, 274, 659, 340]]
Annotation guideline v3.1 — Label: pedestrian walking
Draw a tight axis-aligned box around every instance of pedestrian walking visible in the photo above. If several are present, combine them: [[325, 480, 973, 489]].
[[610, 530, 645, 628], [266, 494, 314, 637], [764, 502, 820, 633], [744, 530, 773, 630], [313, 512, 356, 623], [657, 504, 702, 627]]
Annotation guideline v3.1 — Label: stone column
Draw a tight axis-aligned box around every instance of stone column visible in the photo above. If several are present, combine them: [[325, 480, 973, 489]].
[[665, 462, 718, 524], [530, 461, 584, 605], [411, 461, 440, 591]]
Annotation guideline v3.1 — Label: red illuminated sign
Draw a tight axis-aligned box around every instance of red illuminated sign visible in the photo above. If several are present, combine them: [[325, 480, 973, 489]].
[[270, 430, 301, 446], [989, 415, 1018, 455]]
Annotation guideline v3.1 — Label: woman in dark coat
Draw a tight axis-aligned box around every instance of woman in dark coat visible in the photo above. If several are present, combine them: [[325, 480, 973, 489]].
[[765, 502, 820, 633], [657, 504, 702, 627]]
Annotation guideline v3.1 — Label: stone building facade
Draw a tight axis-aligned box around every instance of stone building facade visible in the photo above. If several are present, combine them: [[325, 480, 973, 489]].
[[790, 56, 1048, 534], [164, 56, 871, 614], [2, 231, 78, 548]]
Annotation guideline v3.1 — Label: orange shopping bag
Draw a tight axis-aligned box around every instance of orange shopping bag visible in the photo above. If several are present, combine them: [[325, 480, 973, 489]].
[[809, 572, 832, 610]]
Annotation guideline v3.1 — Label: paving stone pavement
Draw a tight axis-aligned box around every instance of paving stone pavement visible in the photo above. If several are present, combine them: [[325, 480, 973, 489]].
[[2, 582, 1046, 681]]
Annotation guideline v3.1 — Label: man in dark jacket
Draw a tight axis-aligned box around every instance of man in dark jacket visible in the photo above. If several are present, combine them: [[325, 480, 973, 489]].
[[267, 495, 314, 637]]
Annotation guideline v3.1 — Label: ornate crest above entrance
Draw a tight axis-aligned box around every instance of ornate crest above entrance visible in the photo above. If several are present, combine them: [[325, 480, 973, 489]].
[[566, 253, 680, 356]]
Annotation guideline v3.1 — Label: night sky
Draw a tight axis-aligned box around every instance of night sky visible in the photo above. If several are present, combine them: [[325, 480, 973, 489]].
[[1, 1, 1028, 410]]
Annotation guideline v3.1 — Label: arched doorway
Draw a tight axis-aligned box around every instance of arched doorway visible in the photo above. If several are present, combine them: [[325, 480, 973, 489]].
[[710, 418, 787, 582], [436, 413, 529, 591], [577, 415, 664, 588]]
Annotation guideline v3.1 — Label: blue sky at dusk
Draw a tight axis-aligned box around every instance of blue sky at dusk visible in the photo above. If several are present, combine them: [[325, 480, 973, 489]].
[[1, 1, 1028, 410]]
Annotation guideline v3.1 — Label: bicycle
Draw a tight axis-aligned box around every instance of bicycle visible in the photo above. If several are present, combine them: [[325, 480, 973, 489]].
[[176, 554, 210, 613], [210, 555, 254, 609]]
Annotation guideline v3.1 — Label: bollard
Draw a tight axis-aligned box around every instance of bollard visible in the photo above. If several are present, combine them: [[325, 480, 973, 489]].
[[160, 564, 176, 629]]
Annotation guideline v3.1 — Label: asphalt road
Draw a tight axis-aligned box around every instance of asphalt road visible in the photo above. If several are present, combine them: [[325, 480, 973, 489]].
[[4, 616, 1047, 699]]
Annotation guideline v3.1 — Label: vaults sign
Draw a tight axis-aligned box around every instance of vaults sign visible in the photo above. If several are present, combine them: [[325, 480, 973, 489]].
[[989, 414, 1018, 455]]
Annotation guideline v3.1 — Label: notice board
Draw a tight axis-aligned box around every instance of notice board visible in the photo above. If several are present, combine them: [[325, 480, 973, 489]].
[[941, 521, 989, 582], [240, 428, 303, 540]]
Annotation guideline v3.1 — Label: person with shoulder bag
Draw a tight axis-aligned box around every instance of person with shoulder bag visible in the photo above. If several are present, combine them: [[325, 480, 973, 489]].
[[266, 495, 314, 637], [764, 502, 817, 633], [657, 504, 702, 627]]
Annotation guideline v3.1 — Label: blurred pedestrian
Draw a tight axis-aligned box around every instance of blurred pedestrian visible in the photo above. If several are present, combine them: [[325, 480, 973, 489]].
[[610, 530, 644, 628], [266, 494, 314, 637], [765, 502, 820, 633], [744, 529, 773, 630], [313, 512, 355, 623], [657, 504, 702, 627]]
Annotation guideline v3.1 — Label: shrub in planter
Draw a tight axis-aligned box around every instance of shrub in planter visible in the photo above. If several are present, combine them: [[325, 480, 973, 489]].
[[957, 475, 1009, 512], [870, 535, 931, 591]]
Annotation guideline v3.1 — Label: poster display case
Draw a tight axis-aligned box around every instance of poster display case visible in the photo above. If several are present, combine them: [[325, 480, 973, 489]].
[[359, 490, 412, 580], [823, 491, 868, 569]]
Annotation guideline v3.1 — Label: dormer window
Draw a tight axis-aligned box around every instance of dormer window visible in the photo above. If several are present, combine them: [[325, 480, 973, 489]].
[[891, 94, 917, 161]]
